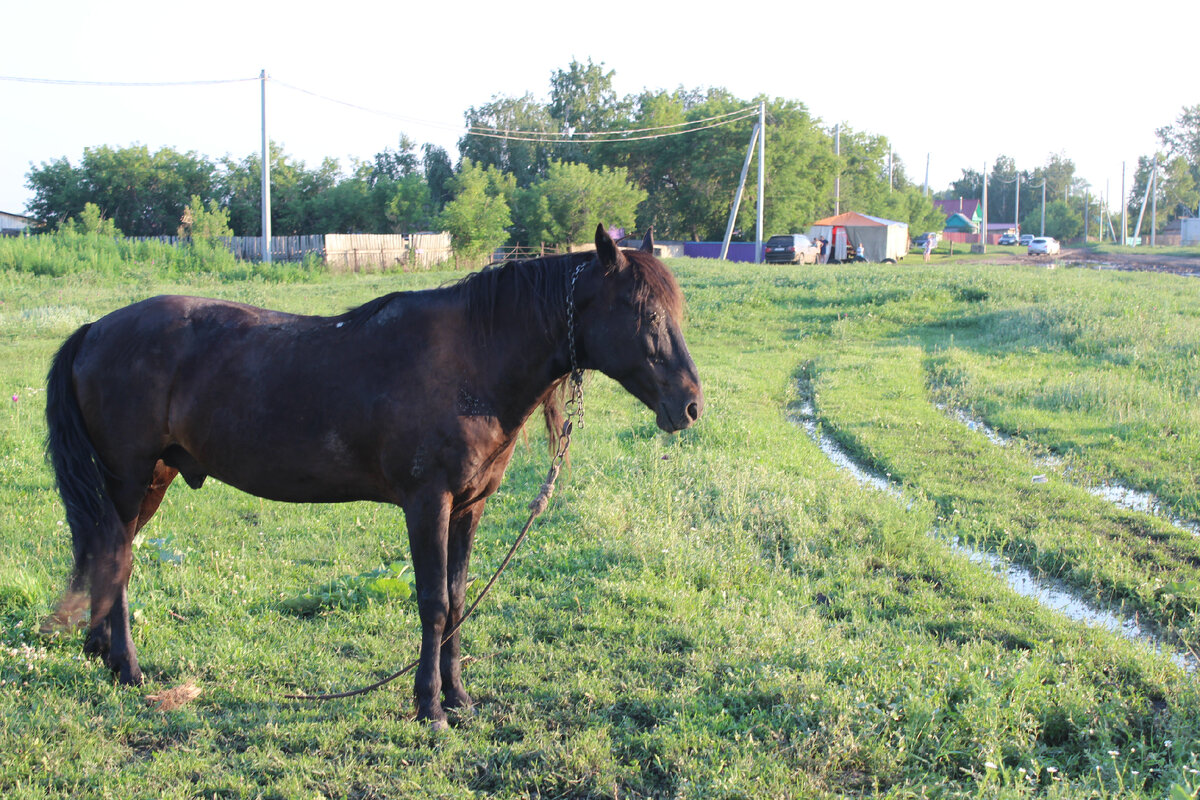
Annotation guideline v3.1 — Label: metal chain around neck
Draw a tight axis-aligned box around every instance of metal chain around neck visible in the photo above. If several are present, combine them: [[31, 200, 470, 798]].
[[565, 259, 586, 429]]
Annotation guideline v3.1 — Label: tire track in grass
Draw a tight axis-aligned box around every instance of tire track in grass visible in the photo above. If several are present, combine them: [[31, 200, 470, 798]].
[[804, 345, 1200, 665], [790, 389, 1196, 672], [940, 405, 1200, 539]]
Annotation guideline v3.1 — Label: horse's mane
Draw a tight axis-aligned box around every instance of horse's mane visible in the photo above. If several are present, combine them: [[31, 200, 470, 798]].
[[456, 250, 594, 343], [334, 245, 684, 339]]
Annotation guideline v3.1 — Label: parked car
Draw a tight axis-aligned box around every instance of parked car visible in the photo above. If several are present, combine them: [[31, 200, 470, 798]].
[[997, 232, 1019, 245], [1027, 236, 1060, 255], [764, 234, 820, 264], [911, 232, 940, 250], [1019, 234, 1035, 247]]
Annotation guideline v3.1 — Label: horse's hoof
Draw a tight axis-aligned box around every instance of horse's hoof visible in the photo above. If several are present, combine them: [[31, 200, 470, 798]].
[[442, 689, 474, 712], [116, 663, 144, 686]]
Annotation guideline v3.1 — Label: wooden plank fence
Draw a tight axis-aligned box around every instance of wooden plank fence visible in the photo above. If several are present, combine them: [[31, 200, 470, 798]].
[[126, 232, 454, 271]]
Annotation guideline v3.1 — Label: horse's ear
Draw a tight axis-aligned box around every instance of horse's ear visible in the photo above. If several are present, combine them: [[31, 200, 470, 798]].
[[640, 227, 654, 253], [595, 223, 626, 270]]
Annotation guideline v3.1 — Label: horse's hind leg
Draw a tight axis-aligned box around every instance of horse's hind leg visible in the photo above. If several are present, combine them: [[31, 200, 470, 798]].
[[87, 462, 178, 685], [441, 502, 484, 713]]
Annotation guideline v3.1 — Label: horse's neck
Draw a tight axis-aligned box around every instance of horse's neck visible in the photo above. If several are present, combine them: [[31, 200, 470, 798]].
[[490, 318, 571, 431]]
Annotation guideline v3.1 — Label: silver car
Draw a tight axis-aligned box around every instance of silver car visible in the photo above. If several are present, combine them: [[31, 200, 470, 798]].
[[1027, 237, 1060, 255]]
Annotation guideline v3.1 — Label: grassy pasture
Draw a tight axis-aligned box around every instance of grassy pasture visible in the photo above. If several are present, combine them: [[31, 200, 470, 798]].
[[1, 243, 1199, 798]]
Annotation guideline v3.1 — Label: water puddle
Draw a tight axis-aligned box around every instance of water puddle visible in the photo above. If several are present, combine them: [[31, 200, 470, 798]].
[[942, 405, 1200, 538], [790, 395, 1196, 672], [1076, 262, 1200, 279], [1088, 484, 1200, 537]]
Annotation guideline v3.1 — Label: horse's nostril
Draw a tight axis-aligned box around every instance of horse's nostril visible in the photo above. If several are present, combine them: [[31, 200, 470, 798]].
[[686, 402, 700, 421]]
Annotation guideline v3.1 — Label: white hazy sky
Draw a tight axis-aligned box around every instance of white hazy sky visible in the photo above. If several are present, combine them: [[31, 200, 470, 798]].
[[3, 0, 1197, 217]]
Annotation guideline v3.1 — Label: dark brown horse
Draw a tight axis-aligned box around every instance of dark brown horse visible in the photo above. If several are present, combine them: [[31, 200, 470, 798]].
[[44, 225, 701, 726]]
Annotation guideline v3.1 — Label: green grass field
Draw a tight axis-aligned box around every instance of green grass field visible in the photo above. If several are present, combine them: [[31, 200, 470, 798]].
[[1, 243, 1199, 798]]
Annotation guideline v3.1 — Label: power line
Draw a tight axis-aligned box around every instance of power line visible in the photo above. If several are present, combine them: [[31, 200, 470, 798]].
[[269, 78, 465, 133], [469, 105, 758, 140], [467, 110, 760, 145], [0, 74, 257, 87], [3, 71, 758, 147]]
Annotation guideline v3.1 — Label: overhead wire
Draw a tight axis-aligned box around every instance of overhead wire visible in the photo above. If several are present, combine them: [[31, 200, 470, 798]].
[[0, 75, 257, 87], [468, 105, 759, 141], [2, 72, 758, 151]]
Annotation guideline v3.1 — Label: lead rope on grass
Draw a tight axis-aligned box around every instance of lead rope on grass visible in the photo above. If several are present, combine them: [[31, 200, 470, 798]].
[[285, 262, 587, 702]]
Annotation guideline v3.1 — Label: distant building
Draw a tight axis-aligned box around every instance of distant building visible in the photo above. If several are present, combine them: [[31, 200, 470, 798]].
[[1, 211, 33, 236], [934, 198, 982, 227], [1182, 218, 1200, 246]]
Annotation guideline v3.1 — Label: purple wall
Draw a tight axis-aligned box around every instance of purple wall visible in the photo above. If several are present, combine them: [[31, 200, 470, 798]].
[[683, 241, 760, 262]]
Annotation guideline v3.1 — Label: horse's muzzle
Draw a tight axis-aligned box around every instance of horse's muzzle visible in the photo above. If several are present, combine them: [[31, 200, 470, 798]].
[[657, 391, 703, 433]]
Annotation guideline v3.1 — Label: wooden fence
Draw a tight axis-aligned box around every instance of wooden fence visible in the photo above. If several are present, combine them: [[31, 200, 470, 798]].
[[126, 232, 453, 271], [325, 233, 452, 273]]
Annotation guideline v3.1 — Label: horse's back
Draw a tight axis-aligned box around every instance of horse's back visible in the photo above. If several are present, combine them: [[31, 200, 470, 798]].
[[68, 293, 472, 505]]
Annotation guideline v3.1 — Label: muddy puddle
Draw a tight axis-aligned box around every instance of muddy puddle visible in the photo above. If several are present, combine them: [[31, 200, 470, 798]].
[[791, 396, 1196, 672]]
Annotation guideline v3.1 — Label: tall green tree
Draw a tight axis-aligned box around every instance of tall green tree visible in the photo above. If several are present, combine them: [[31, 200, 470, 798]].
[[459, 94, 554, 188], [1156, 104, 1200, 199], [437, 159, 513, 262], [1021, 199, 1081, 241], [217, 144, 342, 235], [547, 58, 627, 167], [754, 99, 835, 235], [523, 160, 646, 248], [620, 88, 758, 240], [26, 144, 215, 235], [1129, 154, 1199, 229], [423, 144, 455, 213]]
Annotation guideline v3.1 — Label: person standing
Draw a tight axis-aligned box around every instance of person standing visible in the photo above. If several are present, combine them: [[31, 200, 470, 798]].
[[923, 235, 934, 263]]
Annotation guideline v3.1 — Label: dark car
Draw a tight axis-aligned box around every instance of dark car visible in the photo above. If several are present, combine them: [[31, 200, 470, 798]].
[[764, 234, 820, 264], [912, 232, 940, 250], [998, 232, 1019, 245]]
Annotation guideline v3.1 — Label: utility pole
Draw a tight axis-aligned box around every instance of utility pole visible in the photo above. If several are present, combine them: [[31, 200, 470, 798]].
[[1084, 189, 1089, 243], [721, 123, 759, 261], [756, 101, 765, 263], [260, 69, 272, 265], [1040, 182, 1046, 236], [834, 123, 841, 216], [923, 153, 930, 196], [1150, 156, 1158, 247], [888, 149, 893, 192], [1120, 161, 1127, 246], [1015, 171, 1020, 232], [980, 162, 988, 251]]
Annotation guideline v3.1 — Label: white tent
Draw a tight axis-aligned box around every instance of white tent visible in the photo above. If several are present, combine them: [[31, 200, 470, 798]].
[[808, 212, 909, 262]]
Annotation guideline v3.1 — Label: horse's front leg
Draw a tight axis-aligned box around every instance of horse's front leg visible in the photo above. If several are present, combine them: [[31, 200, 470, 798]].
[[405, 490, 452, 728], [441, 502, 485, 713]]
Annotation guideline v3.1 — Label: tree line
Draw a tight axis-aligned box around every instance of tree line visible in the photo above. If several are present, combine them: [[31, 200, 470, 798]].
[[941, 105, 1200, 242], [25, 60, 1197, 254]]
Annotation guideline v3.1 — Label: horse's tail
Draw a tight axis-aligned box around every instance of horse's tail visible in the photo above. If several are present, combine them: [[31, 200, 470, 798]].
[[43, 323, 119, 630], [541, 377, 569, 461]]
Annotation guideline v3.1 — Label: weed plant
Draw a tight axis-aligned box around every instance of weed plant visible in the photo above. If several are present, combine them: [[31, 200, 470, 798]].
[[0, 254, 1197, 797]]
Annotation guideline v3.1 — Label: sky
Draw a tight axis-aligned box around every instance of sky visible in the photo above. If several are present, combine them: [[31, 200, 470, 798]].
[[3, 0, 1197, 218]]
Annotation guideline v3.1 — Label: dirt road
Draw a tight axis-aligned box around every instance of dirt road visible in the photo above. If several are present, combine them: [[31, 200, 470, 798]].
[[971, 247, 1200, 277]]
